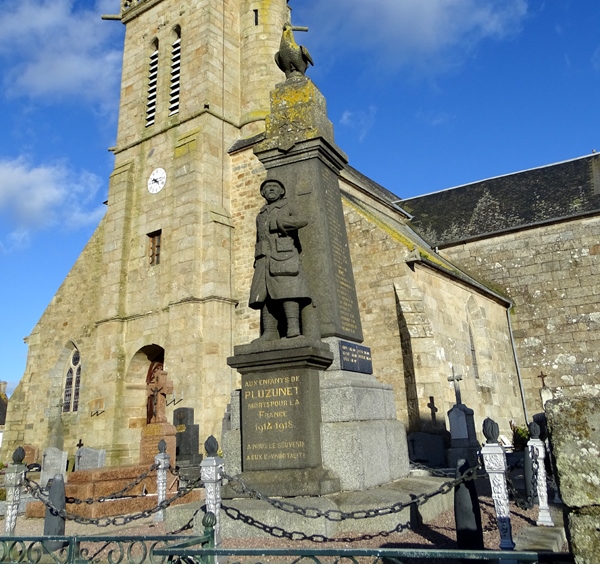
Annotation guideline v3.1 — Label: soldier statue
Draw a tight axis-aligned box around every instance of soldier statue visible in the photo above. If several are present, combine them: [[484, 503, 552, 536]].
[[249, 179, 311, 339]]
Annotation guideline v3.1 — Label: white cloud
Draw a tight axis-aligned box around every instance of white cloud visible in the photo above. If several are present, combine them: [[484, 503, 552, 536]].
[[0, 157, 105, 251], [0, 0, 123, 110], [340, 106, 377, 141], [300, 0, 528, 72]]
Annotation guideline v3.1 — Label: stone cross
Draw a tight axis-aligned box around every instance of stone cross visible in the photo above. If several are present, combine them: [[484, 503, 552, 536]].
[[448, 367, 463, 405], [427, 396, 438, 424], [146, 370, 173, 424]]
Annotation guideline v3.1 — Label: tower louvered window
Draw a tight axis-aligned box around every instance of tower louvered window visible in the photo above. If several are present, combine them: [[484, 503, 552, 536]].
[[169, 34, 181, 116], [63, 348, 82, 413], [146, 44, 159, 127]]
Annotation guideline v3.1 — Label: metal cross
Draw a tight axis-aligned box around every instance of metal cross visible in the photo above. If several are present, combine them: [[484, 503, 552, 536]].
[[76, 439, 84, 449], [538, 371, 548, 388], [427, 396, 438, 424], [448, 366, 463, 405]]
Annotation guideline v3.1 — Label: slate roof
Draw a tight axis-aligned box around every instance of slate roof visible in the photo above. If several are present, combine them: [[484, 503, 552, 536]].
[[401, 154, 600, 248]]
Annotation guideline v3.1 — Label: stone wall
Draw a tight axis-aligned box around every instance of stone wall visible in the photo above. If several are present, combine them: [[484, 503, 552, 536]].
[[339, 181, 525, 437], [546, 396, 600, 564], [441, 215, 600, 416]]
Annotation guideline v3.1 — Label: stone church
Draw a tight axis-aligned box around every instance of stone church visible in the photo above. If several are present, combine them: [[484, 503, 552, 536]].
[[4, 0, 594, 466]]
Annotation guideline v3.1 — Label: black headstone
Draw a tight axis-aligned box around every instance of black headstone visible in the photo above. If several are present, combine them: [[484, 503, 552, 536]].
[[174, 407, 201, 466], [43, 474, 66, 551]]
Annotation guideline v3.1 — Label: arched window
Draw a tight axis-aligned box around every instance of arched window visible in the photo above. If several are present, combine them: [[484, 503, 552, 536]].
[[169, 27, 181, 116], [468, 324, 480, 380], [63, 348, 81, 412], [146, 39, 159, 127]]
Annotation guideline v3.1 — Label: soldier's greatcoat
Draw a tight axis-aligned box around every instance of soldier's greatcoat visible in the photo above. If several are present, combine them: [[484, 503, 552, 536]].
[[249, 198, 310, 308]]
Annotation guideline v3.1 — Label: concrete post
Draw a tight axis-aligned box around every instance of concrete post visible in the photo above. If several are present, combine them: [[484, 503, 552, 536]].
[[4, 447, 26, 536], [154, 440, 170, 522], [481, 417, 515, 559], [528, 438, 554, 526], [201, 436, 224, 546]]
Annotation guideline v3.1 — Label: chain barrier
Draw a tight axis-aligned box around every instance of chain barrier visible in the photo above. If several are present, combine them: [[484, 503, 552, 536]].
[[168, 505, 203, 535], [221, 503, 412, 543], [505, 446, 539, 510], [222, 464, 481, 523], [23, 472, 204, 528], [24, 463, 161, 506], [409, 462, 457, 478]]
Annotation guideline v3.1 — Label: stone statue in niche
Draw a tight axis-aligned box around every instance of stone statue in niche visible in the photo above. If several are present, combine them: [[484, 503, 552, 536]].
[[146, 362, 173, 424], [249, 179, 311, 340]]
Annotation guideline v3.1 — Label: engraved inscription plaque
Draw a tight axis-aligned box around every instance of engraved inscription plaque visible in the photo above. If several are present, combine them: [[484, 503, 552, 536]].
[[241, 370, 322, 472], [339, 341, 373, 374]]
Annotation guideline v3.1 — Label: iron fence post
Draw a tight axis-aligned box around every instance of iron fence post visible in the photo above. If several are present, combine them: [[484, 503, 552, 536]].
[[201, 436, 224, 547], [4, 447, 26, 536], [481, 418, 516, 557], [528, 437, 554, 526], [155, 440, 170, 522]]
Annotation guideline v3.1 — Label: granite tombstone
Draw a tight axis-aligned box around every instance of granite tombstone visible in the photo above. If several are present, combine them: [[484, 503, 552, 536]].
[[74, 447, 106, 471], [40, 447, 68, 488]]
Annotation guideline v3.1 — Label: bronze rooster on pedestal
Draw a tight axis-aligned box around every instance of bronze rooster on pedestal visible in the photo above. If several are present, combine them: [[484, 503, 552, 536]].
[[275, 22, 314, 79]]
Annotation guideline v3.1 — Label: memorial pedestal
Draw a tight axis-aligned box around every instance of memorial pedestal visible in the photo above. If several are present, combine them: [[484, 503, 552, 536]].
[[227, 339, 340, 497], [225, 338, 409, 495]]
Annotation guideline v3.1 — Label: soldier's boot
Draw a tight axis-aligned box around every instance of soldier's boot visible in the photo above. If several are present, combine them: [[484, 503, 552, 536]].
[[284, 301, 301, 338], [255, 305, 279, 341]]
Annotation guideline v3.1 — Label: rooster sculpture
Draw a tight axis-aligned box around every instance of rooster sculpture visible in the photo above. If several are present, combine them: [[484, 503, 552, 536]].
[[275, 23, 314, 79]]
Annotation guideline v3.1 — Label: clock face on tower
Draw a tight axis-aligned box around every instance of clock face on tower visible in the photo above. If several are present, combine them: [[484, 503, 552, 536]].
[[148, 168, 167, 194]]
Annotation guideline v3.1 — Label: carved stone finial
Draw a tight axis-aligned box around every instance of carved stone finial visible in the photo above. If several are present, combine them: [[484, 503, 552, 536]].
[[202, 511, 217, 528], [12, 446, 25, 464], [482, 418, 500, 444], [158, 439, 167, 453], [528, 421, 541, 440], [204, 435, 219, 457]]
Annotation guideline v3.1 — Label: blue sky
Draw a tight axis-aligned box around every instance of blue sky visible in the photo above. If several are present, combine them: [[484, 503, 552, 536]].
[[1, 0, 600, 396]]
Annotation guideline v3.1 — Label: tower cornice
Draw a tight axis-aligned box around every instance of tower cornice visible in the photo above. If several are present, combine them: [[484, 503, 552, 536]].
[[121, 0, 166, 24]]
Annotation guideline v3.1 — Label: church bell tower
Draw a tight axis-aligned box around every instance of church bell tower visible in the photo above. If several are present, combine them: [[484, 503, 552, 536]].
[[95, 0, 288, 463]]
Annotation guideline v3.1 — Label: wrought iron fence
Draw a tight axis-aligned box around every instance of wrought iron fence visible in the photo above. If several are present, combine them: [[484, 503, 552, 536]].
[[154, 543, 575, 563], [0, 534, 210, 564]]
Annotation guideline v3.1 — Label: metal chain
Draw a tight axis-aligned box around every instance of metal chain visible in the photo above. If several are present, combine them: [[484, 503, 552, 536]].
[[221, 503, 412, 543], [23, 463, 160, 505], [168, 505, 203, 535], [222, 464, 481, 522], [23, 472, 204, 527], [409, 462, 472, 479]]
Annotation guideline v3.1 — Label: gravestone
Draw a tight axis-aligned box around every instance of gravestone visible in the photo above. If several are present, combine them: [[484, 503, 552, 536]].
[[74, 447, 106, 471], [40, 447, 68, 488], [408, 432, 446, 467], [446, 404, 480, 468], [174, 407, 201, 464], [22, 445, 40, 466]]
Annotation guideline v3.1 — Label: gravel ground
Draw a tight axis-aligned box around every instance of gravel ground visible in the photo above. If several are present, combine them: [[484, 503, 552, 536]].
[[0, 497, 567, 564]]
